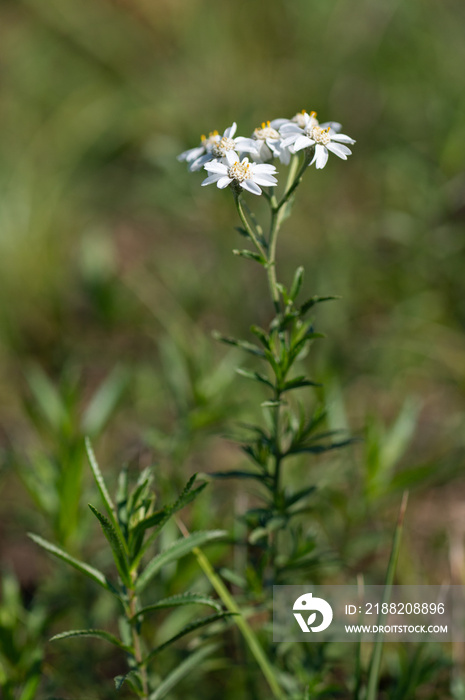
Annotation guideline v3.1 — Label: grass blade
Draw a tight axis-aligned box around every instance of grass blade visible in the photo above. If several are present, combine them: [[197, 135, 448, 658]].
[[366, 491, 409, 700]]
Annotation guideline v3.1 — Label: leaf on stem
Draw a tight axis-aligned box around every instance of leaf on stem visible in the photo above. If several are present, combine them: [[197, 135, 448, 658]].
[[299, 295, 341, 316], [233, 249, 267, 265], [88, 505, 131, 587], [28, 533, 114, 594], [236, 368, 274, 389], [50, 628, 131, 652], [212, 331, 265, 358], [289, 266, 304, 301], [136, 530, 227, 593], [131, 593, 223, 620], [143, 612, 235, 665]]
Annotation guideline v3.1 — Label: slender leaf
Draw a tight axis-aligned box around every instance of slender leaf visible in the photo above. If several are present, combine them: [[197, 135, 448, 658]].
[[236, 368, 274, 389], [85, 439, 128, 554], [209, 470, 267, 481], [212, 331, 265, 358], [50, 628, 131, 652], [132, 593, 223, 620], [148, 644, 217, 700], [282, 376, 321, 393], [366, 493, 409, 700], [284, 485, 317, 508], [299, 295, 340, 315], [28, 533, 112, 593], [114, 671, 143, 693], [232, 249, 266, 265], [289, 266, 304, 301], [136, 531, 227, 593], [144, 612, 234, 665], [88, 505, 131, 587]]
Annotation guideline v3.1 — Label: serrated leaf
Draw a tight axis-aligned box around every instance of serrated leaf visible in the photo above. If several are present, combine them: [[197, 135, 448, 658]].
[[114, 670, 143, 693], [236, 368, 274, 388], [287, 438, 355, 456], [148, 644, 217, 700], [209, 470, 268, 482], [300, 295, 340, 315], [136, 531, 227, 593], [132, 593, 222, 620], [282, 376, 321, 393], [232, 249, 266, 265], [235, 226, 251, 240], [131, 476, 208, 569], [85, 439, 128, 555], [284, 486, 317, 508], [50, 628, 130, 651], [212, 332, 265, 358], [250, 325, 271, 350], [28, 533, 113, 594], [88, 505, 131, 587], [144, 613, 235, 665]]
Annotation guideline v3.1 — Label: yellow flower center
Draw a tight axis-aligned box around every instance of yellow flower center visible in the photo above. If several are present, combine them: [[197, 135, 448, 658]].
[[228, 160, 251, 182], [253, 121, 279, 141], [293, 110, 318, 129], [308, 125, 331, 145], [212, 136, 236, 157], [201, 130, 220, 149]]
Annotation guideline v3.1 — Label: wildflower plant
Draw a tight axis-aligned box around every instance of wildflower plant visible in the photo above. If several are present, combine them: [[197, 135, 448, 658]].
[[179, 109, 356, 592], [29, 440, 230, 699]]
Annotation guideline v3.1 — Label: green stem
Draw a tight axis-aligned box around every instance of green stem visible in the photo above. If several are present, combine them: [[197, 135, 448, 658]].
[[128, 581, 149, 699], [176, 518, 285, 700], [235, 193, 267, 260]]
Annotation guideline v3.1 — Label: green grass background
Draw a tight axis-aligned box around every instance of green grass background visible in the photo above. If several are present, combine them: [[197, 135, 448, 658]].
[[1, 0, 465, 697]]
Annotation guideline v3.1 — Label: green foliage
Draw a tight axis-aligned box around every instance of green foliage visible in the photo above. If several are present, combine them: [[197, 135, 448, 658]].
[[0, 571, 47, 700], [30, 443, 229, 698]]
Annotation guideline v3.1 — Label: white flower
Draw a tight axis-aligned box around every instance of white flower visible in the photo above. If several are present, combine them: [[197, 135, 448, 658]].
[[280, 111, 354, 169], [178, 123, 255, 172], [249, 119, 292, 164], [202, 151, 278, 195], [290, 109, 342, 133]]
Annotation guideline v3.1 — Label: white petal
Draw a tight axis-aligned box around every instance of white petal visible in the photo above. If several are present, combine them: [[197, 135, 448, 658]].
[[217, 176, 233, 189], [225, 150, 239, 166], [178, 145, 204, 162], [313, 144, 329, 169], [241, 180, 262, 195], [270, 118, 290, 128], [320, 121, 342, 132], [253, 163, 278, 173], [280, 134, 299, 148], [293, 135, 313, 151], [326, 142, 351, 159], [204, 159, 228, 174], [224, 122, 237, 139], [201, 174, 221, 186], [253, 174, 278, 186], [331, 133, 355, 144], [279, 124, 302, 135], [189, 153, 211, 171], [278, 148, 291, 165], [234, 137, 256, 152]]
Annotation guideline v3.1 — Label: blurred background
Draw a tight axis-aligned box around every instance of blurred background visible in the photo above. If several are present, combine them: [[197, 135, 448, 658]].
[[1, 0, 465, 697]]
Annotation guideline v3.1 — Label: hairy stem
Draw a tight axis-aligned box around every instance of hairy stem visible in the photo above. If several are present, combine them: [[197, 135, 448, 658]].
[[128, 581, 149, 699]]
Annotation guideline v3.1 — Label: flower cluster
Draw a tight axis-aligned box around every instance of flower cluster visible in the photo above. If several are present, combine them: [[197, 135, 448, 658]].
[[178, 110, 355, 195]]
